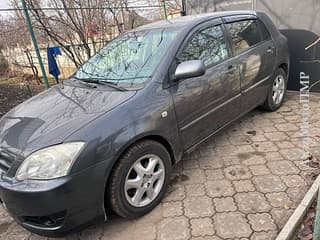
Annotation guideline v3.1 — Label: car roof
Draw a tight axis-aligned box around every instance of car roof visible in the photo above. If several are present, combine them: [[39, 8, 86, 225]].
[[134, 10, 258, 31]]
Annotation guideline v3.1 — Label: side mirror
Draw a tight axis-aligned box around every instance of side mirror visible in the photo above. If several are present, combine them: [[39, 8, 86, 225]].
[[174, 60, 206, 81]]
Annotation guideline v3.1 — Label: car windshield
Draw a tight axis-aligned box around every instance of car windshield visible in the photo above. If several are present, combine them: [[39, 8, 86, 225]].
[[75, 28, 179, 88]]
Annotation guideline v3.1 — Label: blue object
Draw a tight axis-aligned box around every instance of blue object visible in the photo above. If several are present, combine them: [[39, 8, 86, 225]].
[[47, 46, 62, 82]]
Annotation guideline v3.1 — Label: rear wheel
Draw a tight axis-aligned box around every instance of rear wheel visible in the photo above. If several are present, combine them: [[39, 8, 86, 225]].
[[107, 140, 171, 218], [262, 68, 287, 111]]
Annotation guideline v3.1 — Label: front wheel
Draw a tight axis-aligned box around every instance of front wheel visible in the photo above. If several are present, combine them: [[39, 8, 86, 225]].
[[107, 140, 172, 218], [262, 68, 287, 111]]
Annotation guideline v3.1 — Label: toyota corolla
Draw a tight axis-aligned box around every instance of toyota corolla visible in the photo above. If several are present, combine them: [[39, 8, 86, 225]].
[[0, 10, 289, 236]]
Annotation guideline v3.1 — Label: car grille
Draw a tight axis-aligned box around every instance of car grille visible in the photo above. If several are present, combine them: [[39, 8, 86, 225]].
[[0, 149, 15, 173]]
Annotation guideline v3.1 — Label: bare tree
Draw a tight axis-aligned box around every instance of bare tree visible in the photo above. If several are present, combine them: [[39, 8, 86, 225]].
[[9, 0, 156, 67]]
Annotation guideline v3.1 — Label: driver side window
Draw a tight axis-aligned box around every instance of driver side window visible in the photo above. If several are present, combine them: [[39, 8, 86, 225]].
[[177, 25, 229, 67]]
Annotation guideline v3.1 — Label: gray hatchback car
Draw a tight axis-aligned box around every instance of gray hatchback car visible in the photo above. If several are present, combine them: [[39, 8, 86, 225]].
[[0, 10, 289, 236]]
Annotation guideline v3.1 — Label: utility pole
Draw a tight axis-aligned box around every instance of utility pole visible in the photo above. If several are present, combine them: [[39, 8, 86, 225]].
[[161, 0, 168, 20], [181, 0, 187, 16], [21, 0, 50, 89]]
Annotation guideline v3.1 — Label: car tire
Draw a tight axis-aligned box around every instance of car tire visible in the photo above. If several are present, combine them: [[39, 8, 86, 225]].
[[107, 140, 172, 218], [262, 68, 287, 111]]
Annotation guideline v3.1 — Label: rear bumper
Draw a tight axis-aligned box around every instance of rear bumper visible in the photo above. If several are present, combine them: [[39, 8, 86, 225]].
[[0, 162, 108, 237]]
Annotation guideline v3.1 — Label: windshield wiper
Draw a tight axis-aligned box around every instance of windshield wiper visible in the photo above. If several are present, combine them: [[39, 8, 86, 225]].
[[73, 77, 127, 91]]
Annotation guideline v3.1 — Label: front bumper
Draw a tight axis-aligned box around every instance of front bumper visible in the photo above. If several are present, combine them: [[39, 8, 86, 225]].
[[0, 162, 108, 237]]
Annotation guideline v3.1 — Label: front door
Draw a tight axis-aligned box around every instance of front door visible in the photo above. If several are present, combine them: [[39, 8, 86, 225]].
[[170, 20, 241, 150]]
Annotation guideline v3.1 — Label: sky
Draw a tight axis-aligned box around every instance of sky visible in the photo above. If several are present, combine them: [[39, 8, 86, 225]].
[[0, 0, 10, 8], [0, 0, 12, 17]]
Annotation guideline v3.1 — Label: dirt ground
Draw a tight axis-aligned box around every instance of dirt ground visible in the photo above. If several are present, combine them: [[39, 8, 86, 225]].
[[0, 77, 49, 118]]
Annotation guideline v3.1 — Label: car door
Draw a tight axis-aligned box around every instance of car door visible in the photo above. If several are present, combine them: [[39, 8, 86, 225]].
[[170, 19, 241, 150], [200, 23, 241, 134], [223, 15, 276, 111]]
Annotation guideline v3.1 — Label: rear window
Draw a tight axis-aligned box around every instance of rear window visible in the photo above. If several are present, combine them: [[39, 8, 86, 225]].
[[226, 19, 262, 55], [258, 20, 271, 41]]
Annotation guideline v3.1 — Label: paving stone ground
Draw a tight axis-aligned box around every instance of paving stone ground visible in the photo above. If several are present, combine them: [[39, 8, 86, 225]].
[[1, 92, 320, 240]]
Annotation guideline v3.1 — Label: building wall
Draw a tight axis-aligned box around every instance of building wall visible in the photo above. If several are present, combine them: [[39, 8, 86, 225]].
[[186, 0, 320, 35], [186, 0, 320, 91]]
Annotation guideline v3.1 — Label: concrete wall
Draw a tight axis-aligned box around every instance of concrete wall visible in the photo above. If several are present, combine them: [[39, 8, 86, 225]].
[[186, 0, 320, 91]]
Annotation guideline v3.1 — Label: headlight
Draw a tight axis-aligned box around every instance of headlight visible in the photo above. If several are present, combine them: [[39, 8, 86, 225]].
[[16, 142, 85, 181]]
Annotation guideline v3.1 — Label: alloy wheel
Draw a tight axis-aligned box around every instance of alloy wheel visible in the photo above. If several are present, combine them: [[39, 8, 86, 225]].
[[124, 154, 165, 207]]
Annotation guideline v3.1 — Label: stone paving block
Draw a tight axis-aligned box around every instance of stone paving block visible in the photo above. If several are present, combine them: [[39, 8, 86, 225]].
[[253, 175, 287, 193], [236, 145, 256, 154], [270, 208, 295, 229], [275, 123, 299, 131], [213, 212, 252, 239], [213, 197, 237, 212], [1, 223, 32, 240], [267, 161, 300, 175], [252, 118, 274, 127], [205, 180, 235, 198], [260, 125, 278, 133], [275, 141, 296, 149], [199, 147, 216, 157], [221, 156, 241, 166], [158, 217, 190, 240], [280, 148, 306, 161], [215, 145, 238, 156], [183, 159, 200, 170], [294, 160, 312, 171], [224, 165, 252, 180], [235, 192, 271, 214], [253, 141, 279, 152], [250, 231, 278, 240], [190, 236, 222, 240], [249, 133, 268, 142], [190, 217, 215, 237], [162, 202, 183, 218], [247, 213, 277, 231], [199, 157, 223, 169], [229, 135, 252, 145], [182, 169, 206, 184], [239, 153, 266, 166], [271, 118, 287, 124], [137, 204, 163, 225], [264, 151, 284, 161], [264, 132, 289, 141], [163, 184, 185, 202], [184, 196, 215, 218], [281, 175, 307, 188], [287, 186, 310, 205], [248, 165, 270, 176], [232, 180, 256, 192], [266, 192, 293, 208], [205, 169, 224, 181], [185, 184, 206, 197]]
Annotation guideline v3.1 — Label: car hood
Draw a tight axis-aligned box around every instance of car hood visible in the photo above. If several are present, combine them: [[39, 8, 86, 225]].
[[0, 83, 136, 155]]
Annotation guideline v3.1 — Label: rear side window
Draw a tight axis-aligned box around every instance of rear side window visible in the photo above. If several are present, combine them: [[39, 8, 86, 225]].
[[258, 20, 271, 41], [226, 19, 262, 55], [177, 25, 229, 67]]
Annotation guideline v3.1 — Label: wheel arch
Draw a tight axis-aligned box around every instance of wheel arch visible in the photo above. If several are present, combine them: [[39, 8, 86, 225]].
[[103, 133, 177, 213], [278, 63, 289, 77]]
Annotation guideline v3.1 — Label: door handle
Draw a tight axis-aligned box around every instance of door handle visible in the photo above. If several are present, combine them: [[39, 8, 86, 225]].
[[266, 47, 274, 54], [226, 65, 235, 74], [227, 65, 235, 71]]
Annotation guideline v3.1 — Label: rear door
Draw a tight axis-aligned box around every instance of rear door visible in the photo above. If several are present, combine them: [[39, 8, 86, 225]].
[[223, 15, 276, 111]]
